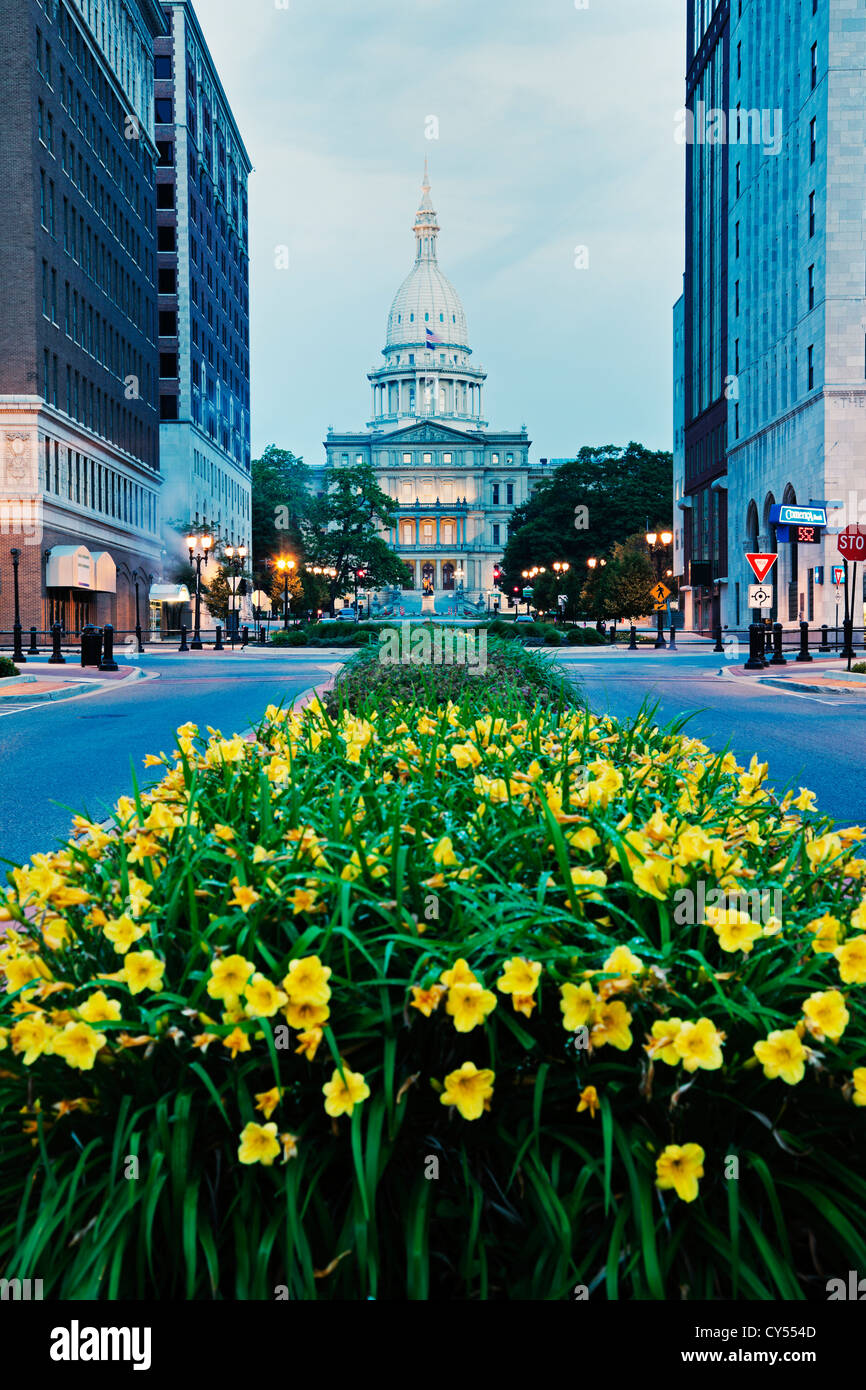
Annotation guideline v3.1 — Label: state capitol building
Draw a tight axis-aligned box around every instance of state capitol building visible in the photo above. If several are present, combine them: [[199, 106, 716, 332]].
[[321, 166, 546, 604]]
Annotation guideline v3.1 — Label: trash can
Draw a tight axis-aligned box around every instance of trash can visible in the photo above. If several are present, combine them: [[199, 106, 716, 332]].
[[80, 624, 103, 668]]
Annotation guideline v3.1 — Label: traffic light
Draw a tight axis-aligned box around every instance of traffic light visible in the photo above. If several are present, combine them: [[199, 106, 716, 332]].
[[493, 565, 502, 583]]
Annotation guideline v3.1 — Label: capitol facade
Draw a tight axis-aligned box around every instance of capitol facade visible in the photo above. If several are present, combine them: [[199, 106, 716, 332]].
[[323, 166, 544, 603]]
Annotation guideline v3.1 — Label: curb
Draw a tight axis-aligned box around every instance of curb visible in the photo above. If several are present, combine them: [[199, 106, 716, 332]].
[[291, 667, 343, 714], [0, 682, 93, 703], [756, 677, 866, 696], [0, 665, 156, 705]]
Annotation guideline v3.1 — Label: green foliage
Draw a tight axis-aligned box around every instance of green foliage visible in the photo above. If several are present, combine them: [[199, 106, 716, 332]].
[[302, 462, 406, 604], [499, 445, 673, 594], [251, 445, 310, 571], [1, 653, 863, 1302], [325, 635, 571, 715], [0, 657, 20, 678]]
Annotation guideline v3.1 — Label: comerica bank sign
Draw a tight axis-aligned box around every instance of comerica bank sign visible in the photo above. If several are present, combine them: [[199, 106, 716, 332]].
[[769, 505, 828, 528]]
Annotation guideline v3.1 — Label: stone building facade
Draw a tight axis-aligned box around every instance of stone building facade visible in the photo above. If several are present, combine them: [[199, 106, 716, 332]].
[[323, 168, 542, 603], [153, 1, 252, 565], [677, 0, 866, 631]]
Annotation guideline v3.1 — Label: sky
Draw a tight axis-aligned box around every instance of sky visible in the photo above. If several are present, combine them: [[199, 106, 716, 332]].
[[193, 0, 687, 469]]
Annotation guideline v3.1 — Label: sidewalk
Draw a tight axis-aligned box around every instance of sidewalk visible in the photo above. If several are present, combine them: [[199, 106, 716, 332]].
[[730, 656, 866, 696], [0, 665, 148, 703]]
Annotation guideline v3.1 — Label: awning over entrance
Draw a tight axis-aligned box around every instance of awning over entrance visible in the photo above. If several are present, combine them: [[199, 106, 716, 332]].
[[90, 551, 117, 594], [149, 583, 191, 604], [46, 545, 118, 593], [46, 545, 94, 591]]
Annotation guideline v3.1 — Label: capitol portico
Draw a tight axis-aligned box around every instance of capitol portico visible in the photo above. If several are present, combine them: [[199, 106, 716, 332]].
[[324, 165, 543, 603]]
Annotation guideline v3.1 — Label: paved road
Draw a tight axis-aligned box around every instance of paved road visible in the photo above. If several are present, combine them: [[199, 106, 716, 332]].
[[3, 646, 864, 870], [0, 651, 340, 868], [554, 648, 866, 827]]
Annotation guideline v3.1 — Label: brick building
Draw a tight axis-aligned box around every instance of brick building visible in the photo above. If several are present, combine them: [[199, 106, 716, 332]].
[[0, 0, 165, 638]]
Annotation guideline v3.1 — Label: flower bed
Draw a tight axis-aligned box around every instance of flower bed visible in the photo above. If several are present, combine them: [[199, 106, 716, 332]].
[[0, 662, 864, 1299]]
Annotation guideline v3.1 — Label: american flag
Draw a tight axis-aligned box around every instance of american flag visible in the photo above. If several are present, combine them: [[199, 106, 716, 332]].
[[425, 325, 443, 348]]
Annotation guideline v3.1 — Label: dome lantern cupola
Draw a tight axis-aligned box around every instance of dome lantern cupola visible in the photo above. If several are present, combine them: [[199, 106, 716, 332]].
[[369, 166, 487, 431]]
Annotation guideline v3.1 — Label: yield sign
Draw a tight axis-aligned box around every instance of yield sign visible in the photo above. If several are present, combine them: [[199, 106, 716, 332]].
[[746, 553, 777, 583]]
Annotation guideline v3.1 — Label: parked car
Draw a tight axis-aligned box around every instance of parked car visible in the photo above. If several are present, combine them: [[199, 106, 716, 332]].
[[514, 613, 534, 624], [336, 607, 358, 622]]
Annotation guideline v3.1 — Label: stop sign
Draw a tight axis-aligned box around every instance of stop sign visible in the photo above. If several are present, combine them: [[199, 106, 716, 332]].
[[838, 525, 866, 560]]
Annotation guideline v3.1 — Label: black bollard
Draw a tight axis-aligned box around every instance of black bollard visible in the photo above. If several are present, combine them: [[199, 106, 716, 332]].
[[179, 624, 189, 653], [713, 624, 724, 653], [744, 623, 766, 670], [668, 622, 677, 651], [99, 623, 119, 672], [27, 626, 39, 656], [136, 620, 144, 654], [796, 621, 813, 663], [628, 625, 638, 651], [259, 624, 266, 646], [819, 624, 831, 653], [841, 618, 855, 660], [770, 621, 787, 665], [214, 625, 224, 652], [241, 625, 249, 648], [48, 622, 66, 665], [609, 625, 616, 645]]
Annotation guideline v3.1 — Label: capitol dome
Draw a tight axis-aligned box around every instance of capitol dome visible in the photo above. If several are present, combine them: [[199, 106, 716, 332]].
[[384, 164, 470, 351]]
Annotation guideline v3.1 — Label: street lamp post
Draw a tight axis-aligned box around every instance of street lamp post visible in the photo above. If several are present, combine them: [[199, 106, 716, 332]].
[[276, 558, 296, 629], [552, 560, 570, 623], [646, 530, 674, 650], [586, 556, 607, 628], [10, 549, 26, 664], [186, 533, 213, 650], [225, 545, 248, 650], [134, 579, 144, 653]]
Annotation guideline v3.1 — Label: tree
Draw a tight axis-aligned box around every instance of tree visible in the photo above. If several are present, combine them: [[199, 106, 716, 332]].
[[203, 565, 233, 623], [605, 540, 657, 620], [578, 538, 656, 622], [499, 444, 673, 593], [580, 563, 616, 622], [302, 462, 406, 610], [251, 445, 310, 570]]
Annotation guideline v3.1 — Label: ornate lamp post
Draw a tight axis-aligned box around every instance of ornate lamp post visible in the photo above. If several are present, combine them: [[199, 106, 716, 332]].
[[276, 557, 296, 629], [646, 529, 674, 650], [186, 532, 213, 650], [10, 549, 26, 664], [552, 560, 570, 623], [134, 577, 144, 653], [225, 544, 248, 649], [586, 557, 607, 629]]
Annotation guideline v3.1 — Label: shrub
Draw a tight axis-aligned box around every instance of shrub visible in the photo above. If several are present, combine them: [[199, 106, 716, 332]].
[[1, 685, 864, 1301], [0, 657, 20, 678], [487, 619, 521, 641], [324, 636, 571, 717], [566, 628, 606, 646]]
